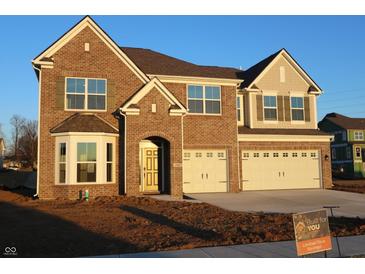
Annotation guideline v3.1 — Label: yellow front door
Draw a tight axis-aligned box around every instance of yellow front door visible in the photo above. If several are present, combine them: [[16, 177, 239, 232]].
[[143, 148, 159, 192]]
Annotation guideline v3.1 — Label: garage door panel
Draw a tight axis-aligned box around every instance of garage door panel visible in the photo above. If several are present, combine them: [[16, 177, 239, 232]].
[[183, 149, 228, 193], [242, 150, 321, 191]]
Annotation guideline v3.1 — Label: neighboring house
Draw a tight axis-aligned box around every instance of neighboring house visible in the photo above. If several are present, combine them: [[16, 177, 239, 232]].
[[32, 16, 333, 199], [0, 138, 5, 169], [319, 113, 365, 178]]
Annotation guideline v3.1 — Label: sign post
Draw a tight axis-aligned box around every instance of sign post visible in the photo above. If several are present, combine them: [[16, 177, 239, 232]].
[[293, 209, 332, 257]]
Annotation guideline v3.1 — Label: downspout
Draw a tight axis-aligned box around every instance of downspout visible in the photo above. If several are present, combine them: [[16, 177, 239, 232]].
[[32, 64, 41, 198], [118, 109, 127, 195]]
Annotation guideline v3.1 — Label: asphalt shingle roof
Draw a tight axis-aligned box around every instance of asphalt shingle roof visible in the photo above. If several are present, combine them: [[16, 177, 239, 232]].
[[323, 113, 365, 130], [50, 113, 118, 134]]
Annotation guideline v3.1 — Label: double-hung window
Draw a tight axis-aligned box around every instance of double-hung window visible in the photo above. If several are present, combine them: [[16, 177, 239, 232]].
[[66, 78, 106, 111], [187, 85, 221, 114], [291, 97, 304, 121], [106, 143, 113, 182], [263, 95, 277, 120], [77, 143, 97, 183], [59, 143, 67, 183], [354, 131, 364, 141]]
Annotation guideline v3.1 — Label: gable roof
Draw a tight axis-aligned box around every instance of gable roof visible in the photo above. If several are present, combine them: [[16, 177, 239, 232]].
[[121, 47, 242, 80], [32, 16, 149, 84], [121, 77, 187, 114], [50, 113, 118, 134], [240, 48, 322, 93], [322, 113, 365, 130], [240, 50, 281, 88]]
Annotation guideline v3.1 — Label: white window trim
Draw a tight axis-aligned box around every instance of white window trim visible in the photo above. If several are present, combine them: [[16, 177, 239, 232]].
[[237, 94, 244, 126], [290, 95, 305, 123], [186, 84, 222, 116], [55, 134, 116, 185], [354, 131, 364, 141], [65, 77, 108, 112], [262, 94, 278, 122]]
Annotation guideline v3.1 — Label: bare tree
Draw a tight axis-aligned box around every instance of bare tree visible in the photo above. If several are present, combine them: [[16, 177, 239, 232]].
[[10, 115, 26, 161], [18, 120, 38, 168], [0, 123, 4, 139]]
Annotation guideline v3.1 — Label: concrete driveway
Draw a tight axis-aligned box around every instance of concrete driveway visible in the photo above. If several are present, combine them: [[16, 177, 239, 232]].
[[187, 189, 365, 218]]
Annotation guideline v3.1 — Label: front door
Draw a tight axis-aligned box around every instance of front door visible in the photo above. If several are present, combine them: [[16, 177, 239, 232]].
[[143, 148, 159, 192]]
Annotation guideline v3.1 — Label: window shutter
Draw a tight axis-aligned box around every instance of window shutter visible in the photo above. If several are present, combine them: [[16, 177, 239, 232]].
[[304, 96, 310, 122], [55, 77, 65, 110], [277, 95, 284, 121], [284, 96, 291, 121], [256, 95, 263, 121], [107, 79, 116, 110]]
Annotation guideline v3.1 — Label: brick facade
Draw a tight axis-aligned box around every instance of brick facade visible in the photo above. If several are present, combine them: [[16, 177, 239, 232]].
[[35, 18, 331, 200]]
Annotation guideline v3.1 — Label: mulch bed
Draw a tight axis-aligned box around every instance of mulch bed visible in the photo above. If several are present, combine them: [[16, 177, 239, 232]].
[[0, 189, 365, 257]]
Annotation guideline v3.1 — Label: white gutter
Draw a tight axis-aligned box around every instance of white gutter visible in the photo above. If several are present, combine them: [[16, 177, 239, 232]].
[[32, 64, 41, 198]]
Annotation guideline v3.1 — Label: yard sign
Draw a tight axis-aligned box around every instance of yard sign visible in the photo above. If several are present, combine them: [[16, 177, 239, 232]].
[[293, 209, 332, 256]]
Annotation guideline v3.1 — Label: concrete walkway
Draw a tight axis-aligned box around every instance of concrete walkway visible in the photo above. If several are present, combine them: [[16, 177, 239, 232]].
[[95, 235, 365, 258], [188, 190, 365, 218]]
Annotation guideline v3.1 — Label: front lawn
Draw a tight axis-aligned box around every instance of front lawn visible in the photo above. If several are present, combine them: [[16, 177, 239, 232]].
[[0, 189, 364, 257]]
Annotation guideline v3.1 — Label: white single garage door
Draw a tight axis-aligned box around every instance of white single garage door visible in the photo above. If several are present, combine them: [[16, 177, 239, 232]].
[[242, 150, 321, 190], [183, 150, 228, 193]]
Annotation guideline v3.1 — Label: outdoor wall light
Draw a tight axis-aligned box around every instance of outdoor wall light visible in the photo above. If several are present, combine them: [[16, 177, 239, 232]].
[[325, 155, 329, 161]]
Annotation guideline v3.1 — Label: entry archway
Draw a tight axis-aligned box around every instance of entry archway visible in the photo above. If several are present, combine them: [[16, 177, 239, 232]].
[[139, 136, 170, 194]]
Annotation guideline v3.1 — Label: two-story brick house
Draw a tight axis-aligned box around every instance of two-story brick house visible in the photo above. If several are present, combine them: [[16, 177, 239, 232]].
[[32, 16, 332, 199], [319, 112, 365, 178]]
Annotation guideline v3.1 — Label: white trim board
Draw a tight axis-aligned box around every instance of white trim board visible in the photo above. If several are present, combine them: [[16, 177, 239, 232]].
[[238, 134, 332, 142], [247, 49, 322, 94], [148, 74, 243, 86], [121, 77, 187, 114]]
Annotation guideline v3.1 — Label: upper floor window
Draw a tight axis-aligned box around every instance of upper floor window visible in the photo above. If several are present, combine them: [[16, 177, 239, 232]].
[[291, 97, 304, 121], [263, 95, 277, 120], [66, 78, 107, 111], [187, 85, 221, 114], [354, 131, 364, 141]]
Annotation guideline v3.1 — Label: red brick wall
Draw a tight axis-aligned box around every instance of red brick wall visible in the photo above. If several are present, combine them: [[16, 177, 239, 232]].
[[125, 87, 183, 198], [238, 141, 333, 189], [38, 26, 144, 199], [164, 83, 240, 193]]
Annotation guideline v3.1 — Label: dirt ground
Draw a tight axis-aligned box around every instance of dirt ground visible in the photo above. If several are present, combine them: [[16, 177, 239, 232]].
[[0, 188, 365, 258], [332, 179, 365, 194]]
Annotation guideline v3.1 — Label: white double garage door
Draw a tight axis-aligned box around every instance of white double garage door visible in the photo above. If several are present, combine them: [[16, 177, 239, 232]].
[[182, 149, 322, 193], [242, 150, 322, 190]]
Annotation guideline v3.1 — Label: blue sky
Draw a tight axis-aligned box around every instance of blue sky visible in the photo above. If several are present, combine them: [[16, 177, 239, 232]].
[[0, 15, 365, 139]]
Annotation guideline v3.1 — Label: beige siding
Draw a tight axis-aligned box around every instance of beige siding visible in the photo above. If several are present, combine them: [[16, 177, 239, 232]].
[[248, 55, 318, 129]]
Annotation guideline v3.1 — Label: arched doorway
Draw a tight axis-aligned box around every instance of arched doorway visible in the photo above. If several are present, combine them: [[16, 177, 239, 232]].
[[139, 136, 170, 194]]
